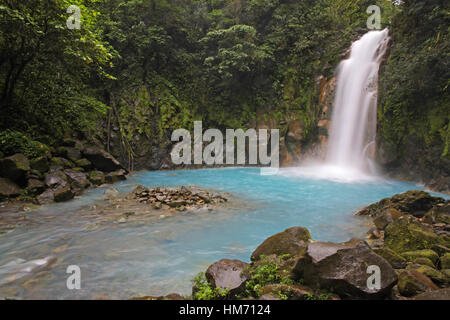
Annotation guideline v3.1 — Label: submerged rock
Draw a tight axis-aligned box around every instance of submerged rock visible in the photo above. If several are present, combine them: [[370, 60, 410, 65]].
[[293, 238, 397, 299], [205, 259, 250, 297], [251, 227, 311, 261]]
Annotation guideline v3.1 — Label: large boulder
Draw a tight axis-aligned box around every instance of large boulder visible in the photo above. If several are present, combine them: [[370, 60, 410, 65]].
[[27, 179, 45, 195], [36, 189, 54, 204], [356, 190, 444, 218], [293, 239, 397, 299], [205, 259, 250, 297], [384, 216, 447, 253], [83, 146, 125, 172], [0, 177, 21, 199], [64, 169, 90, 193], [407, 264, 449, 287], [373, 247, 407, 269], [423, 202, 450, 225], [373, 208, 403, 230], [397, 269, 438, 297], [0, 153, 30, 186], [251, 227, 311, 261], [401, 249, 439, 266]]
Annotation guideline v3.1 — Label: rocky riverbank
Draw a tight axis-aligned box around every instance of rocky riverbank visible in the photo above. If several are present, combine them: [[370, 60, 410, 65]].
[[0, 139, 128, 205], [136, 190, 450, 300]]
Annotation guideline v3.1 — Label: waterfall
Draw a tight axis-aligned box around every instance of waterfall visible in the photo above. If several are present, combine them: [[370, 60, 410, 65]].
[[326, 29, 390, 173]]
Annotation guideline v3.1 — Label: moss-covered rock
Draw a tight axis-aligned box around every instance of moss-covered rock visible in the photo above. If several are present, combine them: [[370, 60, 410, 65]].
[[412, 258, 435, 268], [373, 247, 407, 269], [406, 264, 448, 287], [441, 253, 450, 270], [251, 227, 311, 261], [384, 216, 445, 253], [397, 269, 438, 297], [402, 249, 439, 266], [423, 202, 450, 225], [88, 171, 105, 186], [356, 190, 444, 218], [259, 283, 315, 300], [30, 156, 49, 173], [0, 153, 30, 186], [75, 158, 92, 170]]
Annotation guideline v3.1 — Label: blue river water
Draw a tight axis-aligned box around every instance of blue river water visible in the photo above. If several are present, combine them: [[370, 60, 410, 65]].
[[0, 167, 446, 299]]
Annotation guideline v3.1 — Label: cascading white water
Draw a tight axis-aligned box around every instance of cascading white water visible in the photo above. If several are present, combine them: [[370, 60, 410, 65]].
[[279, 29, 390, 182], [326, 29, 390, 173]]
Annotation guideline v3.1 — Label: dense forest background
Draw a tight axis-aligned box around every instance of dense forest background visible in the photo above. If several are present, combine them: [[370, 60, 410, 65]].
[[0, 0, 448, 186]]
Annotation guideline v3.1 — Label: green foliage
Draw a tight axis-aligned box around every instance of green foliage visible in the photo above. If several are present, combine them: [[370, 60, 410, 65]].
[[191, 272, 229, 300], [0, 130, 49, 158], [244, 255, 293, 298]]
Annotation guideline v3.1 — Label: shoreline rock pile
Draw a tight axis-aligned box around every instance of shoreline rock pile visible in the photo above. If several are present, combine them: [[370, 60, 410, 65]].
[[129, 185, 228, 211], [0, 139, 127, 205]]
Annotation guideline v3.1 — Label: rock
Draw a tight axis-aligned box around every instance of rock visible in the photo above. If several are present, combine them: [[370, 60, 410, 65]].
[[27, 179, 45, 195], [75, 158, 92, 171], [373, 208, 403, 230], [373, 247, 407, 269], [104, 187, 119, 199], [293, 239, 397, 299], [83, 146, 125, 172], [397, 269, 439, 297], [384, 216, 446, 253], [259, 284, 314, 300], [356, 190, 444, 218], [30, 156, 49, 173], [441, 253, 450, 270], [259, 294, 280, 300], [205, 259, 250, 297], [251, 227, 311, 261], [412, 258, 435, 268], [88, 171, 105, 186], [50, 157, 74, 168], [0, 177, 21, 198], [0, 153, 30, 186], [413, 287, 450, 300], [65, 147, 82, 162], [36, 189, 54, 204], [53, 184, 74, 202], [45, 171, 67, 188], [401, 249, 439, 266], [131, 293, 185, 300], [431, 244, 450, 256], [407, 264, 448, 287], [105, 169, 127, 184], [64, 169, 90, 194], [167, 199, 186, 208], [426, 178, 450, 194], [423, 202, 450, 224]]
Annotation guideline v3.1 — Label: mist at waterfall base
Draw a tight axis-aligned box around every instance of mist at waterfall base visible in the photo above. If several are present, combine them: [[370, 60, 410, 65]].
[[287, 29, 390, 183]]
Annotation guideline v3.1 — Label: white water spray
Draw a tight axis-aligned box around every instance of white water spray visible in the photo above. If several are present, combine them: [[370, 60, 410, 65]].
[[326, 29, 390, 172]]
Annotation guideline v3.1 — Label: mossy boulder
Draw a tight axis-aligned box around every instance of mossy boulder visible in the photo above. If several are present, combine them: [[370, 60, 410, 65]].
[[251, 227, 311, 261], [259, 283, 314, 300], [406, 264, 448, 287], [423, 202, 450, 224], [373, 247, 407, 269], [30, 156, 49, 173], [50, 157, 74, 168], [205, 259, 250, 298], [356, 190, 444, 218], [397, 269, 438, 297], [75, 158, 92, 170], [0, 153, 30, 186], [384, 216, 446, 253], [53, 184, 74, 202], [441, 253, 450, 270], [402, 249, 439, 266], [412, 287, 450, 300], [88, 171, 105, 186], [412, 258, 435, 268]]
